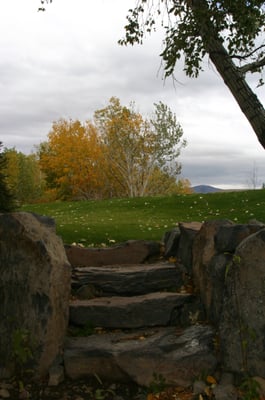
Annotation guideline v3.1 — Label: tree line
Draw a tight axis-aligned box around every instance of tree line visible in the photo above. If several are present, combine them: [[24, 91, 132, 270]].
[[1, 98, 191, 207]]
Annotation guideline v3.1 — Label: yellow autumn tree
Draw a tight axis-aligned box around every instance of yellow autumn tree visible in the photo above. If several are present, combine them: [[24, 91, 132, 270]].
[[39, 119, 106, 199], [95, 97, 149, 197]]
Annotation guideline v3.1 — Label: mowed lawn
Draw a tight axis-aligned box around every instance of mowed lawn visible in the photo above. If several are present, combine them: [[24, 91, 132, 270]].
[[21, 190, 265, 246]]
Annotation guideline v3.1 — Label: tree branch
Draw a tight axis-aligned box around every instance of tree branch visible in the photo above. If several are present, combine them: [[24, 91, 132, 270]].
[[38, 0, 52, 12], [239, 55, 265, 75], [230, 44, 265, 60]]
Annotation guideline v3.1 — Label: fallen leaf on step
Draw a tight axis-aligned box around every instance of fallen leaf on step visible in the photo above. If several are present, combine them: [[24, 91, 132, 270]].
[[206, 375, 217, 385]]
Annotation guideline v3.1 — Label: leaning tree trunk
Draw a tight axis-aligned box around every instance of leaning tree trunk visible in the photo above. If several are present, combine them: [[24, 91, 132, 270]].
[[208, 38, 265, 149], [192, 0, 265, 150]]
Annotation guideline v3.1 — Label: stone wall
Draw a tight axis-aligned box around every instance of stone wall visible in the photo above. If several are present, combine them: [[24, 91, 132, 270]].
[[165, 219, 265, 377], [2, 211, 265, 381]]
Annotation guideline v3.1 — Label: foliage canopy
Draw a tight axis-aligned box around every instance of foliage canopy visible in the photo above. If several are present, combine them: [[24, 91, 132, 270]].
[[0, 142, 16, 212], [3, 149, 45, 204], [120, 0, 265, 148], [37, 98, 188, 200], [119, 0, 265, 80]]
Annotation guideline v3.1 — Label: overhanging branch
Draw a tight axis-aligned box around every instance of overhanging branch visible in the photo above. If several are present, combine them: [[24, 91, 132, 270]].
[[238, 55, 265, 75], [230, 44, 265, 60]]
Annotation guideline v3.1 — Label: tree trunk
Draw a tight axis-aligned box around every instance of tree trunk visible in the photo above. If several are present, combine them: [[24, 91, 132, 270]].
[[208, 38, 265, 149], [192, 0, 265, 149]]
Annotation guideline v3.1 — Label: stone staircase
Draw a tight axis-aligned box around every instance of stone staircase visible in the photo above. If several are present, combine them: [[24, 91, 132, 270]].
[[64, 258, 217, 388]]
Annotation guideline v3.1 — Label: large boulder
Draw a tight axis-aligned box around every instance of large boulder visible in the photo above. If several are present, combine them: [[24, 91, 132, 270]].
[[192, 220, 265, 325], [192, 220, 233, 320], [0, 212, 71, 379], [162, 228, 181, 258], [178, 222, 202, 273], [215, 223, 264, 253], [220, 229, 265, 376], [204, 253, 232, 325]]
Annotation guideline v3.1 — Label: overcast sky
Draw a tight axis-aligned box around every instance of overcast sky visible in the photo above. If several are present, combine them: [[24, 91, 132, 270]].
[[1, 0, 265, 189]]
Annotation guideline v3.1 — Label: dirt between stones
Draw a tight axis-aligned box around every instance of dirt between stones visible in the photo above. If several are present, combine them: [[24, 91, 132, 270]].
[[0, 377, 195, 400]]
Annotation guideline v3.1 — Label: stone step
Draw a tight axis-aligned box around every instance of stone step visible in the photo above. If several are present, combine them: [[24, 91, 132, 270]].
[[66, 240, 161, 267], [69, 292, 195, 329], [72, 262, 183, 297], [64, 325, 217, 387]]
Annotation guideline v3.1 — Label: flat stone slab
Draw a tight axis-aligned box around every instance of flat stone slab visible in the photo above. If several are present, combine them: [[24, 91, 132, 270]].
[[72, 262, 183, 296], [69, 292, 194, 328], [64, 325, 217, 387], [65, 240, 161, 267]]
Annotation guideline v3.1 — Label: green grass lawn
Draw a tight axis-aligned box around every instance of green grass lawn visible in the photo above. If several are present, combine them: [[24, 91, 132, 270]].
[[21, 190, 265, 246]]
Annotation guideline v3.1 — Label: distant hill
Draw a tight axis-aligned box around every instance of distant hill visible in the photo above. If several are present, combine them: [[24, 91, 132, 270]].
[[192, 185, 223, 194]]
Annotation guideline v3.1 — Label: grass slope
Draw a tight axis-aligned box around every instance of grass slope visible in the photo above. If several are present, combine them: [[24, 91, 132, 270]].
[[21, 190, 265, 246]]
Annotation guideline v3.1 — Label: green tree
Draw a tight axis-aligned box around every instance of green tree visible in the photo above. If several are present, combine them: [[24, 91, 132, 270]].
[[150, 101, 187, 178], [4, 149, 45, 204], [145, 167, 192, 195], [120, 1, 265, 149], [94, 97, 186, 197], [0, 142, 15, 212]]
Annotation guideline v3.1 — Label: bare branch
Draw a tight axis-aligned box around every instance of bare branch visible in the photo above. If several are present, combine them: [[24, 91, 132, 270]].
[[38, 0, 52, 12], [230, 44, 265, 60], [239, 55, 265, 74]]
